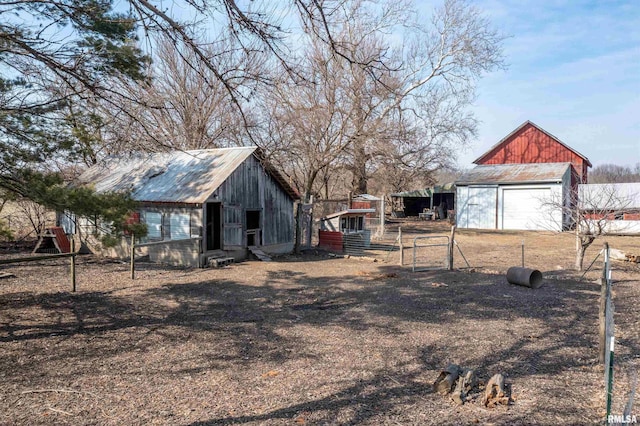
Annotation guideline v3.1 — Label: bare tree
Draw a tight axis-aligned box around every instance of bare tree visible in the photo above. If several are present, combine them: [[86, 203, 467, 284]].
[[258, 0, 504, 200], [0, 0, 378, 207], [113, 35, 259, 151], [543, 183, 637, 270], [589, 163, 640, 183]]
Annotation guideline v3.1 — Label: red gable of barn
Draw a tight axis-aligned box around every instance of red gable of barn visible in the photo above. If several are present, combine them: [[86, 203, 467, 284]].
[[474, 121, 592, 183]]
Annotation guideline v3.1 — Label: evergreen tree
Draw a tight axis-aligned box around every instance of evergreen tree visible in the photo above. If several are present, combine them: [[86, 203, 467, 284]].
[[1, 1, 149, 235]]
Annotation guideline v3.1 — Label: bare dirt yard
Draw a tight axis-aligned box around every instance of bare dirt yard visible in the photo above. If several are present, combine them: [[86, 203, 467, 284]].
[[0, 220, 638, 425]]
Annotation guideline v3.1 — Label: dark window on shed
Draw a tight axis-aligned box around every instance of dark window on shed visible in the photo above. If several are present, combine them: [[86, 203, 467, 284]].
[[246, 210, 260, 230]]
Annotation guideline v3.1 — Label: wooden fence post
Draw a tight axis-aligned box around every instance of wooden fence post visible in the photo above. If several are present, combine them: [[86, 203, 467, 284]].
[[398, 227, 404, 266], [448, 225, 456, 270], [70, 239, 76, 292], [130, 234, 135, 280]]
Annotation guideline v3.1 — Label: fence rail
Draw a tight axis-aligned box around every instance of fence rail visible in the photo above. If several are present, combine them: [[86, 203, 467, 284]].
[[0, 240, 78, 291]]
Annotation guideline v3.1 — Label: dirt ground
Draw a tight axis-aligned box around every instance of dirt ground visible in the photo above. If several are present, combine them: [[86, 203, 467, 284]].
[[0, 220, 638, 425]]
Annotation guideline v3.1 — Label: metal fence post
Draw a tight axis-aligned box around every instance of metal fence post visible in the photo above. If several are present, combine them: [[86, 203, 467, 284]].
[[398, 227, 403, 266], [600, 242, 609, 363]]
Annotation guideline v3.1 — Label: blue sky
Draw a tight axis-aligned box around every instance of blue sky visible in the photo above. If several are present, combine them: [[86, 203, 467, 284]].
[[446, 0, 640, 169]]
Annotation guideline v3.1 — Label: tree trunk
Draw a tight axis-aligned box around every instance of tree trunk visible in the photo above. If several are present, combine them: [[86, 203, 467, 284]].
[[576, 243, 587, 271], [351, 142, 368, 195]]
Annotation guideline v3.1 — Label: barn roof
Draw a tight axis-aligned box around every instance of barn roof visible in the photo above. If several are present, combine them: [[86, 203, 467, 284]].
[[456, 163, 572, 185], [473, 120, 592, 167], [76, 147, 299, 204]]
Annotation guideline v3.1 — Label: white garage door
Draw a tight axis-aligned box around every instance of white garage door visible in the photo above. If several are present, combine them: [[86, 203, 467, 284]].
[[502, 188, 552, 230]]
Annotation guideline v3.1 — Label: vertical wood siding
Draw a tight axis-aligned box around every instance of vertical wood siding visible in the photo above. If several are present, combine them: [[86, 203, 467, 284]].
[[477, 123, 588, 183], [216, 155, 294, 248]]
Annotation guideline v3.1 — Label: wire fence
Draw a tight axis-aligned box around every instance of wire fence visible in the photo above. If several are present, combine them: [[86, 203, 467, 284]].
[[602, 243, 615, 422], [600, 243, 637, 426], [411, 235, 450, 272], [315, 218, 472, 272]]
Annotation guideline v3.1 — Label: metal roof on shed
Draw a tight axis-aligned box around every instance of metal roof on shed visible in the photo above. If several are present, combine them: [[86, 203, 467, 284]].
[[390, 189, 431, 198], [76, 147, 296, 204], [322, 209, 376, 220], [579, 183, 640, 209], [352, 194, 382, 201], [456, 162, 571, 185]]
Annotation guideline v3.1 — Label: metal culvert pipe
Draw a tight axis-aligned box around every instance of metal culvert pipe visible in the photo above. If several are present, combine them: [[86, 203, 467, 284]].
[[506, 267, 543, 289]]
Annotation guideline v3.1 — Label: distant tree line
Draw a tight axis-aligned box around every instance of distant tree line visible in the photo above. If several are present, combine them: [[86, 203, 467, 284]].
[[589, 164, 640, 183]]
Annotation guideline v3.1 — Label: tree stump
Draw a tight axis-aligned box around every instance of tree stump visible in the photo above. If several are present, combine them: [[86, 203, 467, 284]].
[[433, 364, 461, 395], [482, 373, 510, 407], [451, 368, 477, 405]]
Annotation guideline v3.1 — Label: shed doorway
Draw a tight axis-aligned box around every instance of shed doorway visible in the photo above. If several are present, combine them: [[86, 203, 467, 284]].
[[246, 210, 261, 246], [205, 202, 222, 250]]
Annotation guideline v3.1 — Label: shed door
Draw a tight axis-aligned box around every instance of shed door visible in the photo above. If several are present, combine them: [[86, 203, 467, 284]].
[[205, 202, 221, 250], [466, 187, 497, 229], [223, 204, 243, 249], [502, 188, 551, 230]]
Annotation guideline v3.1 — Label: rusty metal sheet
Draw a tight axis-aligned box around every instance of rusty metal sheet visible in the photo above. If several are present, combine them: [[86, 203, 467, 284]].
[[456, 162, 571, 185]]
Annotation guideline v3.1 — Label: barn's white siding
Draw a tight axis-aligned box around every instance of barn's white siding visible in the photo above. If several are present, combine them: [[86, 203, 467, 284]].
[[579, 183, 640, 235], [497, 184, 563, 230], [456, 163, 571, 231], [456, 186, 497, 229]]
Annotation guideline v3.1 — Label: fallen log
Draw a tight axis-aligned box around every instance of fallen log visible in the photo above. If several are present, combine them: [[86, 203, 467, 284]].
[[433, 364, 461, 395], [482, 373, 510, 407]]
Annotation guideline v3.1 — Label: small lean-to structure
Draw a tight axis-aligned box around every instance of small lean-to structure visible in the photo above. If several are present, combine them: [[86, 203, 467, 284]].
[[317, 208, 375, 252], [390, 184, 455, 218], [62, 147, 299, 267]]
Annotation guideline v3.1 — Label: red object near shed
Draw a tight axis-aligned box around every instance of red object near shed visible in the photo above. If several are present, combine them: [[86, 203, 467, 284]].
[[318, 230, 343, 251], [474, 121, 591, 183]]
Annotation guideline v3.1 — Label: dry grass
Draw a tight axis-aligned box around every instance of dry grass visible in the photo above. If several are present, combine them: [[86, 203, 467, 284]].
[[0, 222, 638, 425]]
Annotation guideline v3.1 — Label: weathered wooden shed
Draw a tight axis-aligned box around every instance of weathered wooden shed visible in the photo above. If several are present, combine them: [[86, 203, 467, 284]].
[[68, 147, 298, 266], [474, 121, 592, 184], [456, 163, 572, 231]]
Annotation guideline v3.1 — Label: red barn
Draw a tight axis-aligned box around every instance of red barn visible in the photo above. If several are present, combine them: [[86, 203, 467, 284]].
[[473, 121, 592, 183]]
